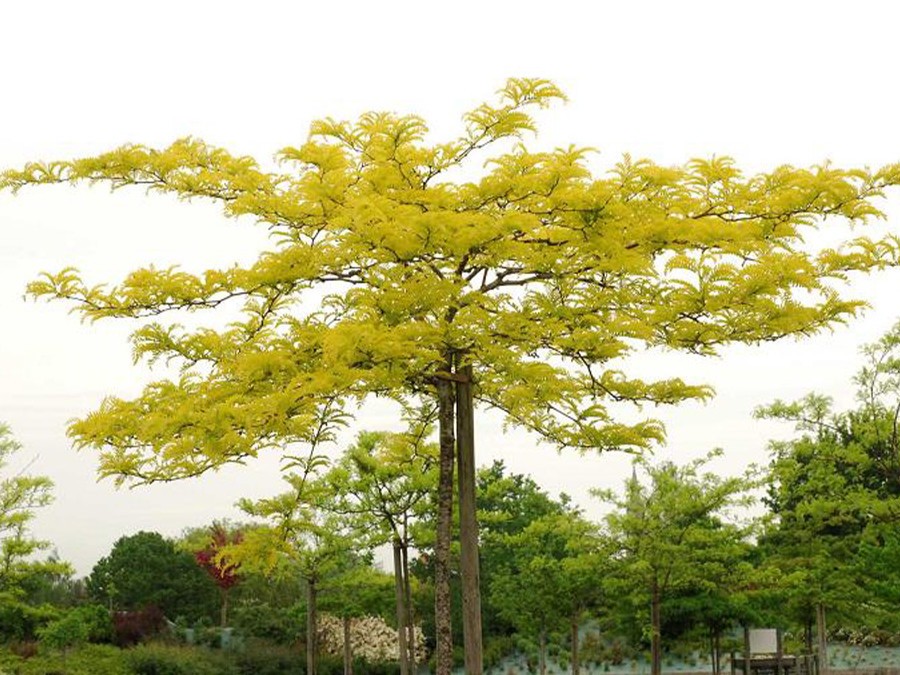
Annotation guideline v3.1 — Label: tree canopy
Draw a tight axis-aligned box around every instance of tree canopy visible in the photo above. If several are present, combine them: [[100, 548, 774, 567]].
[[3, 78, 899, 481], [598, 452, 758, 675]]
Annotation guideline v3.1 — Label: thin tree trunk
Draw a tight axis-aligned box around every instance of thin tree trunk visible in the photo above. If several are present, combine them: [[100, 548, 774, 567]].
[[540, 623, 547, 675], [651, 582, 662, 675], [816, 603, 828, 675], [434, 370, 455, 675], [571, 618, 580, 675], [714, 630, 721, 675], [710, 629, 716, 675], [220, 586, 229, 628], [402, 541, 417, 674], [776, 627, 784, 675], [744, 625, 751, 675], [456, 360, 483, 675], [343, 615, 353, 675], [394, 539, 410, 675], [307, 578, 318, 675]]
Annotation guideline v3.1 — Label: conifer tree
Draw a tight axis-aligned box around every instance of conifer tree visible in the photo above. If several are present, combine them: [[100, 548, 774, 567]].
[[5, 78, 900, 674]]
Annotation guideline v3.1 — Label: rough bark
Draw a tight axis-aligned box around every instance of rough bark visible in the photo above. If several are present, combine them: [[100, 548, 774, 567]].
[[394, 539, 410, 675], [434, 371, 455, 675], [456, 361, 483, 675]]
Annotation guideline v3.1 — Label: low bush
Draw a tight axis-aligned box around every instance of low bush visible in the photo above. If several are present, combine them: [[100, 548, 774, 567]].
[[231, 639, 304, 675], [39, 604, 113, 651], [125, 643, 238, 675], [0, 643, 128, 675], [318, 655, 401, 675], [0, 595, 60, 642], [230, 599, 303, 644], [113, 606, 167, 647]]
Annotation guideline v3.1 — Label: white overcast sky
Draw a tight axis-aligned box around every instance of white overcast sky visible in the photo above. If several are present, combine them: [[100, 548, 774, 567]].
[[3, 1, 900, 576]]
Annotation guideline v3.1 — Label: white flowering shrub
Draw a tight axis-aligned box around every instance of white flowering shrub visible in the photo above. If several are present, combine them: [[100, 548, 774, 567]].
[[318, 614, 428, 664]]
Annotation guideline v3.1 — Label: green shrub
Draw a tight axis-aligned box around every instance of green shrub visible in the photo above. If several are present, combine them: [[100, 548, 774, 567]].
[[125, 643, 238, 675], [39, 604, 113, 651], [231, 639, 303, 675], [0, 594, 60, 642], [0, 643, 129, 675], [318, 656, 401, 675], [231, 600, 302, 644]]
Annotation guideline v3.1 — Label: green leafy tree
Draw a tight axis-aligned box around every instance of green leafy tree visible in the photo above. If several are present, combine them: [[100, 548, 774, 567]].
[[755, 321, 900, 666], [476, 461, 568, 640], [7, 79, 900, 674], [326, 422, 438, 675], [756, 400, 870, 661], [597, 452, 757, 675], [87, 531, 218, 621], [235, 453, 368, 675], [0, 423, 62, 593], [489, 510, 605, 675], [20, 552, 86, 608], [319, 563, 400, 675]]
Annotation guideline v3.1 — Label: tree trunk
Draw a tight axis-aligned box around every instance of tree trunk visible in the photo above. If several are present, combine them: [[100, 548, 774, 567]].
[[434, 370, 455, 675], [744, 625, 751, 675], [805, 619, 813, 655], [220, 586, 229, 628], [394, 539, 410, 675], [651, 582, 662, 675], [402, 541, 417, 674], [456, 360, 483, 675], [307, 577, 318, 675], [714, 630, 721, 675], [343, 615, 353, 675], [776, 627, 784, 675], [816, 603, 828, 675], [540, 623, 547, 675], [710, 629, 716, 675], [571, 618, 580, 675]]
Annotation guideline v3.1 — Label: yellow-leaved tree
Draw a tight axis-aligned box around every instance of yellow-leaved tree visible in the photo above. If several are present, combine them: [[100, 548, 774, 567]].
[[5, 78, 900, 674]]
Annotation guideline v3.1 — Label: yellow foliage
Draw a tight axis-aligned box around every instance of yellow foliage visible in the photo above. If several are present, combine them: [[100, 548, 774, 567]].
[[4, 77, 900, 482]]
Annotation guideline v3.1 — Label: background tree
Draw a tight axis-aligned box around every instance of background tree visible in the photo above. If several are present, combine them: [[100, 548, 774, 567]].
[[489, 510, 604, 675], [192, 522, 243, 627], [0, 422, 61, 593], [326, 423, 438, 675], [7, 79, 900, 675], [318, 562, 403, 675], [87, 531, 218, 621], [236, 458, 368, 675], [755, 321, 900, 666], [476, 462, 568, 641], [598, 452, 758, 675]]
